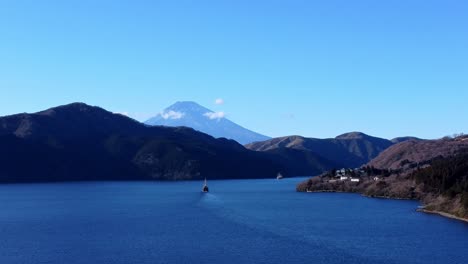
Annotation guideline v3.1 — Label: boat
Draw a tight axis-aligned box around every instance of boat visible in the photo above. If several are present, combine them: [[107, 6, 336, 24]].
[[202, 178, 209, 193], [276, 173, 284, 180]]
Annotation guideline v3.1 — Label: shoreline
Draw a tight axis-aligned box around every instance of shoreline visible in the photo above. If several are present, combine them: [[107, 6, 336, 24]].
[[417, 209, 468, 223], [301, 189, 468, 223], [362, 194, 415, 200], [303, 190, 414, 200], [304, 190, 353, 193]]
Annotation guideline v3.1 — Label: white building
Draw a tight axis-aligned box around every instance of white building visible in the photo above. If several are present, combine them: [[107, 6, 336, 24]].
[[340, 176, 348, 181], [350, 178, 360, 182]]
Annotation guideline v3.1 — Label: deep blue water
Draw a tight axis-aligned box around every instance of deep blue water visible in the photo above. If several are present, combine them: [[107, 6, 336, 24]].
[[0, 178, 467, 264]]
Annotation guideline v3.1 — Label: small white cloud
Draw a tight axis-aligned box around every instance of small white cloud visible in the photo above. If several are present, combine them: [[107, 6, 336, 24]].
[[204, 111, 225, 120], [160, 110, 185, 120], [215, 98, 224, 105]]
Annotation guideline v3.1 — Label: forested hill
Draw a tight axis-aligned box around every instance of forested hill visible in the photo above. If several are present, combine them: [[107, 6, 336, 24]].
[[0, 102, 327, 182], [410, 152, 468, 217], [297, 136, 468, 220]]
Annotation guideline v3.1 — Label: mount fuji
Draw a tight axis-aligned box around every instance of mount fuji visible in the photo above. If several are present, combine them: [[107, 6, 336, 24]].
[[144, 101, 270, 144]]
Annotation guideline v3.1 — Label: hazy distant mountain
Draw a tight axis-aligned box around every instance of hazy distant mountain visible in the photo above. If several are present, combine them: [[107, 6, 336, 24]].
[[145, 101, 270, 144], [0, 103, 327, 183], [390, 136, 423, 144], [246, 132, 394, 168]]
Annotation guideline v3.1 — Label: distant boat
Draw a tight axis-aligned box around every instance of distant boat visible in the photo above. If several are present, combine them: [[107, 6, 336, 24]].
[[276, 173, 284, 180], [202, 178, 209, 193]]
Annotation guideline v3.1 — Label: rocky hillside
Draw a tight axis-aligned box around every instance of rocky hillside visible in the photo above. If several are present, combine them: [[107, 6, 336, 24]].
[[368, 136, 468, 169]]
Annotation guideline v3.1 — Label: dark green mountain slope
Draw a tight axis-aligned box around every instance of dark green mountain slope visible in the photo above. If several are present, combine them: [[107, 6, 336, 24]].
[[0, 103, 325, 182]]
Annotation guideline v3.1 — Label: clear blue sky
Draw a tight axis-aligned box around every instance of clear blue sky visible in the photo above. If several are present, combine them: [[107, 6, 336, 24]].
[[0, 0, 467, 139]]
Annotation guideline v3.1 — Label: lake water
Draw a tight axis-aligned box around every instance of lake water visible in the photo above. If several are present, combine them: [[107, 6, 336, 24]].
[[0, 178, 467, 264]]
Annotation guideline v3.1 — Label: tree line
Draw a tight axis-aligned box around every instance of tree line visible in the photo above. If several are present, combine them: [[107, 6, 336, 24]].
[[411, 152, 468, 209]]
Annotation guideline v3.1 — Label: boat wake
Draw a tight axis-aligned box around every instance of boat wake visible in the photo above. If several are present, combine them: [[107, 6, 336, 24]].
[[195, 191, 389, 264]]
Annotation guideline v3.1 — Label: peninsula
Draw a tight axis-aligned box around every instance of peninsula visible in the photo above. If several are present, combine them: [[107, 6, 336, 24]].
[[297, 136, 468, 222]]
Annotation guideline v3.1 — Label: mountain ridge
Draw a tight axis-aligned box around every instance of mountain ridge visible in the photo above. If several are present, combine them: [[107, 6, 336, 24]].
[[368, 136, 468, 169], [0, 102, 330, 182], [246, 132, 395, 168]]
